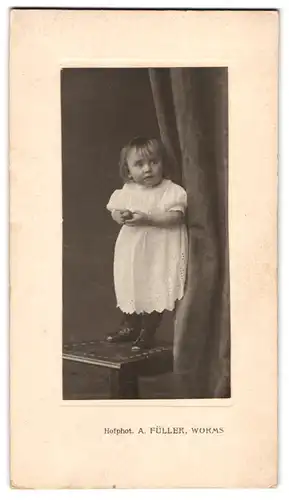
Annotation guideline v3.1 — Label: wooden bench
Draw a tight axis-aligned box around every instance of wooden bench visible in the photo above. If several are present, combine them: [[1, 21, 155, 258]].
[[63, 340, 173, 399]]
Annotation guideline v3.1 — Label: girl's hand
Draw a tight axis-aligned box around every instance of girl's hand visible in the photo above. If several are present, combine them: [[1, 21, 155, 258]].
[[125, 210, 184, 228], [124, 211, 150, 226], [111, 210, 133, 225]]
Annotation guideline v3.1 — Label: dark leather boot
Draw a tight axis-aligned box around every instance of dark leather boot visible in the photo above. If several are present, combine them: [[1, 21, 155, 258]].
[[106, 313, 141, 343], [131, 312, 163, 350]]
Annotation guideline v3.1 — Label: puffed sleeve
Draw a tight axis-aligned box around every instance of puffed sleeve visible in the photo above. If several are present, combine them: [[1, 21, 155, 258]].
[[164, 183, 187, 213], [106, 189, 126, 212]]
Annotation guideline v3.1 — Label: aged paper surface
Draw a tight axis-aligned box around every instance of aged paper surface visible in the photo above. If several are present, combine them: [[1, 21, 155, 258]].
[[10, 10, 278, 488]]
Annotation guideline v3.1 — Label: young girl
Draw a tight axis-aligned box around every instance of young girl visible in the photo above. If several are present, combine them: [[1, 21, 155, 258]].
[[106, 137, 188, 350]]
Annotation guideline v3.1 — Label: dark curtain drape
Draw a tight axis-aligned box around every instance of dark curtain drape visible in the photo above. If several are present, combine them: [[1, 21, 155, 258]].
[[149, 68, 230, 398]]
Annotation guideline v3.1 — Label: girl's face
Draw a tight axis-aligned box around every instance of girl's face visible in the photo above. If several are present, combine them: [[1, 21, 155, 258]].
[[126, 147, 163, 187]]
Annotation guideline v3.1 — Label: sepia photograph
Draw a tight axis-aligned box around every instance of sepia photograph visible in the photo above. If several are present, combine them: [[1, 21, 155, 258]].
[[61, 67, 230, 400], [10, 9, 278, 487]]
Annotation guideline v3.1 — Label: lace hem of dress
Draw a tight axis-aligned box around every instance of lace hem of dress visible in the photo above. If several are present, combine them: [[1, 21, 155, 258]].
[[116, 290, 185, 314]]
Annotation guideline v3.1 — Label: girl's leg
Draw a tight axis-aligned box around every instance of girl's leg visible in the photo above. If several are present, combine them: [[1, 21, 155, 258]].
[[131, 311, 163, 350], [106, 313, 141, 343]]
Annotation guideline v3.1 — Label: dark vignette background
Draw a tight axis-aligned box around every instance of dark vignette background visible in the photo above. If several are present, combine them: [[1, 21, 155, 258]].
[[62, 69, 175, 399]]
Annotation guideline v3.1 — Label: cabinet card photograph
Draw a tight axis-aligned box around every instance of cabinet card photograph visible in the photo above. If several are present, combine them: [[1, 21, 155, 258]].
[[10, 10, 278, 488]]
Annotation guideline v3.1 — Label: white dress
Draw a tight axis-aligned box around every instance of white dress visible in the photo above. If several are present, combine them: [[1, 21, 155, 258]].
[[107, 179, 188, 314]]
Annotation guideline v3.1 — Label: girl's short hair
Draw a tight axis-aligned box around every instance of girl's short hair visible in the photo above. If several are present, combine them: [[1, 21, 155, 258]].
[[119, 136, 171, 182]]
